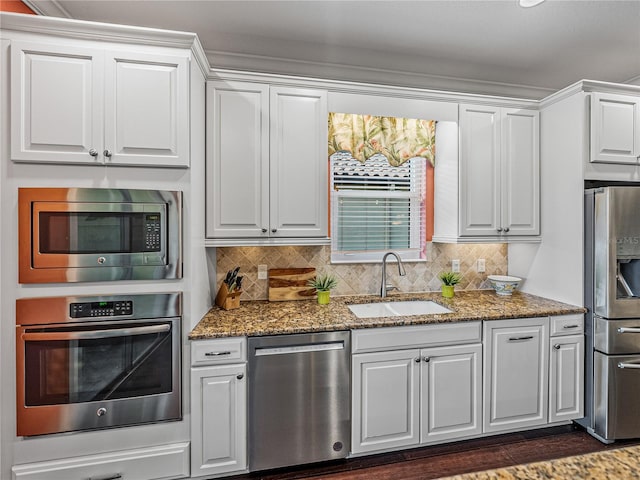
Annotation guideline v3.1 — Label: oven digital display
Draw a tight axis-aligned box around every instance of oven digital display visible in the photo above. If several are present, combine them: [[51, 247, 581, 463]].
[[70, 300, 133, 318]]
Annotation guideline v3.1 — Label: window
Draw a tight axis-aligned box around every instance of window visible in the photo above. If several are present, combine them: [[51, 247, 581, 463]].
[[330, 152, 427, 263]]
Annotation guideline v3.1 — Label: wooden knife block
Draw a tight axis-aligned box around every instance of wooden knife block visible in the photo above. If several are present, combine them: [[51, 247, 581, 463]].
[[215, 283, 242, 310]]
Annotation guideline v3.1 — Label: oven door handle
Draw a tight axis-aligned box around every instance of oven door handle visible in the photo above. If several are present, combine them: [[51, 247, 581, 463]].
[[22, 324, 170, 341], [618, 360, 640, 369]]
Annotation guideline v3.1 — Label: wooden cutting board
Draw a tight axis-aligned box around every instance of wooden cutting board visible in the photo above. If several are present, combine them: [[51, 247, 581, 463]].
[[268, 267, 317, 301]]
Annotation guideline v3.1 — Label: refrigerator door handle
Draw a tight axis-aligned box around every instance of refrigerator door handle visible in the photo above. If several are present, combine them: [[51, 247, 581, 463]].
[[617, 327, 640, 334], [618, 360, 640, 369]]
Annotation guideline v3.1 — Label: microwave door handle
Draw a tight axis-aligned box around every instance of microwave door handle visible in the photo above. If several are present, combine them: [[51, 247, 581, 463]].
[[22, 324, 170, 342]]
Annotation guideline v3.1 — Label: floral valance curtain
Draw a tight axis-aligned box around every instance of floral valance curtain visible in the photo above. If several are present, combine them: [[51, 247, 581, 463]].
[[328, 112, 436, 167]]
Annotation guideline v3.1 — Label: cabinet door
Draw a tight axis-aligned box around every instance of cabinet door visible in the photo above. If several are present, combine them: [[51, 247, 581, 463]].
[[591, 92, 640, 165], [270, 87, 328, 237], [11, 41, 104, 164], [459, 104, 501, 236], [502, 108, 540, 236], [483, 318, 549, 433], [190, 364, 247, 477], [104, 50, 189, 167], [206, 81, 269, 238], [549, 334, 584, 423], [352, 350, 420, 454], [420, 343, 482, 444]]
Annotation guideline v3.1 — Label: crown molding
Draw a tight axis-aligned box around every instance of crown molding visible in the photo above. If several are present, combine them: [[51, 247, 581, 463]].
[[206, 49, 556, 101], [22, 0, 70, 17], [540, 79, 640, 109], [0, 11, 210, 76]]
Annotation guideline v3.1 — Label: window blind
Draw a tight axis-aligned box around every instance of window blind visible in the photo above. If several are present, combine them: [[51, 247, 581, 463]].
[[330, 153, 426, 263]]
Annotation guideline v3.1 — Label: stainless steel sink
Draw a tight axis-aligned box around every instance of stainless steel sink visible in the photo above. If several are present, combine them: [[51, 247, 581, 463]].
[[348, 300, 452, 318]]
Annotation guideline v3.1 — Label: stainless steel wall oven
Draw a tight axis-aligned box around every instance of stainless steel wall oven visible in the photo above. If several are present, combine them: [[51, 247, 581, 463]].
[[16, 293, 182, 437], [18, 187, 182, 283]]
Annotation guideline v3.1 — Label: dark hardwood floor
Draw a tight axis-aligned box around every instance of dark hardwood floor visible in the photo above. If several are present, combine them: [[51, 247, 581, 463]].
[[230, 425, 640, 480]]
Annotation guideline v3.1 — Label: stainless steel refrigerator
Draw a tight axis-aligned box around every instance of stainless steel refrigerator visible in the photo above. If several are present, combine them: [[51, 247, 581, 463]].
[[580, 186, 640, 443]]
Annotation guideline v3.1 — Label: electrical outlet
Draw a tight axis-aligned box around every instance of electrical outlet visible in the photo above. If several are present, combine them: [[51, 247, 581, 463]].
[[451, 259, 460, 273], [258, 264, 268, 280], [477, 258, 486, 273]]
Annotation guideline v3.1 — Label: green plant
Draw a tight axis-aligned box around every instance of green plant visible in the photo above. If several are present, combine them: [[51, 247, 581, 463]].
[[438, 271, 461, 286], [307, 274, 338, 292]]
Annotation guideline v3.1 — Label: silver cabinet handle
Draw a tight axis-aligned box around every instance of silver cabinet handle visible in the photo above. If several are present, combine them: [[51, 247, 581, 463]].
[[237, 373, 244, 380], [618, 361, 640, 369], [618, 327, 640, 334], [504, 227, 510, 233], [89, 148, 99, 157], [508, 336, 534, 341], [423, 356, 431, 362], [563, 324, 580, 329], [271, 228, 277, 233], [23, 324, 169, 342], [497, 227, 503, 232], [103, 149, 112, 158], [554, 344, 561, 350], [261, 228, 268, 233], [205, 351, 231, 357], [86, 474, 122, 480], [414, 357, 421, 363]]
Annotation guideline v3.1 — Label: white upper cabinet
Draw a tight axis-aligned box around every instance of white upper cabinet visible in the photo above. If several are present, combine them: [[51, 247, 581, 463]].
[[269, 86, 328, 238], [590, 92, 640, 165], [104, 51, 189, 166], [11, 41, 104, 164], [206, 81, 328, 242], [11, 41, 190, 167], [459, 104, 540, 238], [206, 81, 270, 238]]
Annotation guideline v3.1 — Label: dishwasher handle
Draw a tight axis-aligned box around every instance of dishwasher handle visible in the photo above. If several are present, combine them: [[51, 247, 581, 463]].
[[254, 341, 345, 356]]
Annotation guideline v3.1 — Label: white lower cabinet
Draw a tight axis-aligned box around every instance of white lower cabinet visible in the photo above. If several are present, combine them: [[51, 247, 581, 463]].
[[420, 344, 482, 444], [352, 349, 421, 453], [190, 338, 247, 478], [351, 323, 483, 454], [483, 317, 550, 434], [11, 442, 190, 480], [549, 314, 585, 423]]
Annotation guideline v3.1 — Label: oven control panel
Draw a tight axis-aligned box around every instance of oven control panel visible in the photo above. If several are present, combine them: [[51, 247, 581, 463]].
[[70, 300, 133, 318]]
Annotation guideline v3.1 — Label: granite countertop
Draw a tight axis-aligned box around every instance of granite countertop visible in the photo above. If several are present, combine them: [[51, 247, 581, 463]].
[[438, 445, 640, 480], [189, 290, 585, 340]]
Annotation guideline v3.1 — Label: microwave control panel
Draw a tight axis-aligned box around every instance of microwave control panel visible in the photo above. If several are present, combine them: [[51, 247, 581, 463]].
[[144, 214, 162, 251], [70, 300, 134, 318]]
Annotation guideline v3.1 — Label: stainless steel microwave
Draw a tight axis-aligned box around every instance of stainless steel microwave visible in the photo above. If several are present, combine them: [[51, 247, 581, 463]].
[[19, 188, 182, 283]]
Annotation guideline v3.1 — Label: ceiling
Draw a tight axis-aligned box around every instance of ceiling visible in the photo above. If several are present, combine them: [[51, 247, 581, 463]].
[[26, 0, 640, 99]]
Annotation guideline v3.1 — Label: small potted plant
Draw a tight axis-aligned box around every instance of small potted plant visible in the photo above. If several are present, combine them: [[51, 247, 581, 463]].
[[438, 271, 461, 298], [307, 274, 338, 305]]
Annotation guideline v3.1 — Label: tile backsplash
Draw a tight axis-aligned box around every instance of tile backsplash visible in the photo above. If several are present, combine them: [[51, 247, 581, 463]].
[[215, 243, 508, 301]]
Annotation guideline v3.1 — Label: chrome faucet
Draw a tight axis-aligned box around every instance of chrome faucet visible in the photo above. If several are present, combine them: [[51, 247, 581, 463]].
[[380, 251, 406, 298]]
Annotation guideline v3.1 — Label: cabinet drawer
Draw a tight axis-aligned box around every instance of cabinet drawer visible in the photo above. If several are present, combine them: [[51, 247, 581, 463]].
[[191, 337, 247, 366], [352, 322, 481, 353], [550, 314, 584, 337], [12, 442, 189, 480]]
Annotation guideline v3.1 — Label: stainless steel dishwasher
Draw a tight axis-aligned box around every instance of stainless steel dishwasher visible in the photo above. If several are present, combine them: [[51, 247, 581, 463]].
[[248, 331, 350, 471]]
